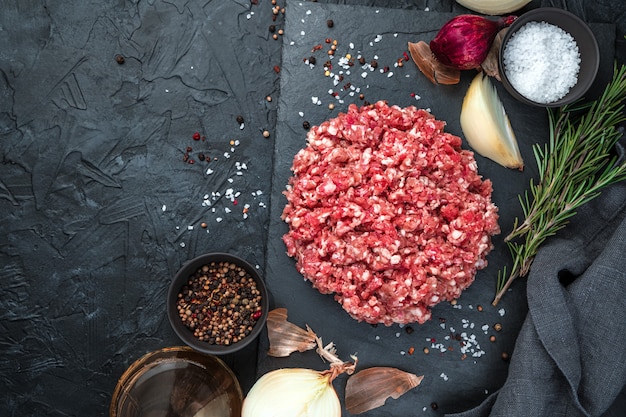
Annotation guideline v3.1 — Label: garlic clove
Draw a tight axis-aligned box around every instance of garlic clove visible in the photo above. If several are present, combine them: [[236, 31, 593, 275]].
[[345, 367, 423, 414], [242, 368, 341, 417], [460, 72, 523, 170], [455, 0, 532, 15]]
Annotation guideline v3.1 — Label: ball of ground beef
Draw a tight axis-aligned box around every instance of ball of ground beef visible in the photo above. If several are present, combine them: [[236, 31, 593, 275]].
[[282, 101, 500, 325]]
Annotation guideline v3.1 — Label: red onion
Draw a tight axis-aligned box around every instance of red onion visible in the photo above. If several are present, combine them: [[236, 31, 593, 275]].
[[430, 14, 516, 70]]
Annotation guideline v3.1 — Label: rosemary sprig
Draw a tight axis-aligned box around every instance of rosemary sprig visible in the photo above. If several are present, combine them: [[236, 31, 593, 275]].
[[493, 63, 626, 306]]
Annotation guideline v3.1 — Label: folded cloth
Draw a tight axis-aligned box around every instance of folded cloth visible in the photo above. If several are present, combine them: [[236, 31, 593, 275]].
[[448, 142, 626, 417]]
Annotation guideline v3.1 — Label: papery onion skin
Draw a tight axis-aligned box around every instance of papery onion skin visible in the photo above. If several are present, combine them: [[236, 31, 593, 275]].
[[241, 368, 341, 417], [430, 14, 516, 70]]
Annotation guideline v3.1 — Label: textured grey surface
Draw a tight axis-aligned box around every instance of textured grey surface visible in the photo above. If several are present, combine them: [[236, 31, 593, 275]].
[[1, 0, 625, 416]]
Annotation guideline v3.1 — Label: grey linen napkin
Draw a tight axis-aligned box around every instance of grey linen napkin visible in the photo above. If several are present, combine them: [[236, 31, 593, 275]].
[[448, 139, 626, 417]]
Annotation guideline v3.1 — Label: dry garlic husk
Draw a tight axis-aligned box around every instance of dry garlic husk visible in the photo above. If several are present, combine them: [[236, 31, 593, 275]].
[[480, 29, 507, 81], [345, 367, 424, 414], [455, 0, 531, 15], [267, 308, 317, 357], [461, 72, 523, 170], [408, 41, 460, 85], [241, 368, 341, 417]]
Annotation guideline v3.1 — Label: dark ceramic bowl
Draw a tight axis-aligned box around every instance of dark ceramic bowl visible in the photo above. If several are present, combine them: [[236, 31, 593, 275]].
[[498, 7, 599, 107], [167, 252, 269, 355]]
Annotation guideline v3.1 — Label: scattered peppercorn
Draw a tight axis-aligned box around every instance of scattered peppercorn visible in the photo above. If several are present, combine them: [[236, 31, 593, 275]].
[[192, 132, 201, 140], [198, 153, 206, 161], [266, 95, 272, 102], [477, 305, 483, 312], [358, 56, 366, 65], [501, 352, 510, 361], [370, 60, 378, 69], [262, 130, 270, 138], [494, 323, 502, 332], [328, 103, 335, 110], [408, 346, 415, 355], [431, 402, 439, 411], [236, 115, 244, 124], [308, 56, 316, 65], [115, 54, 125, 64], [273, 65, 281, 73], [176, 261, 263, 346], [326, 19, 334, 28], [404, 325, 414, 334], [278, 29, 284, 36], [303, 121, 311, 129], [200, 222, 207, 228], [423, 347, 430, 354], [269, 24, 276, 33], [489, 335, 497, 343]]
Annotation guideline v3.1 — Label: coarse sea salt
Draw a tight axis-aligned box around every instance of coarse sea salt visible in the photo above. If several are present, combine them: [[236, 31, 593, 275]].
[[503, 21, 580, 104]]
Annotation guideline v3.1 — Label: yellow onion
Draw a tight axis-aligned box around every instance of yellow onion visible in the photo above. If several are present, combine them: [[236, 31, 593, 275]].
[[460, 72, 523, 170], [241, 368, 341, 417], [455, 0, 532, 15], [430, 14, 516, 70]]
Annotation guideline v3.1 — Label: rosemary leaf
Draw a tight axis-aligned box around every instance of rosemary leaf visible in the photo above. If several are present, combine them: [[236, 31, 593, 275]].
[[493, 64, 626, 306]]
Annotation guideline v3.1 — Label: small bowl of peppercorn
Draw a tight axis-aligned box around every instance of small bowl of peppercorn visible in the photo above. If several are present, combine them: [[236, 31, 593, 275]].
[[167, 252, 269, 355]]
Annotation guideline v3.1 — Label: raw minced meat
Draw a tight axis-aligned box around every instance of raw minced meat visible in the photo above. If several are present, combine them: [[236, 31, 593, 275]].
[[281, 101, 500, 325]]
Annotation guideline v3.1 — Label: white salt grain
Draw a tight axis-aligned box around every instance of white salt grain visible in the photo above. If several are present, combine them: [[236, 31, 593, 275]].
[[503, 21, 580, 103]]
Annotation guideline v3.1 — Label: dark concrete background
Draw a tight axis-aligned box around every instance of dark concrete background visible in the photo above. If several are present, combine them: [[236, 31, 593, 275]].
[[1, 0, 624, 416]]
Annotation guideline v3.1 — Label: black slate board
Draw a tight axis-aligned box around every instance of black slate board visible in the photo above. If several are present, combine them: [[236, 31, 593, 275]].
[[260, 1, 616, 416]]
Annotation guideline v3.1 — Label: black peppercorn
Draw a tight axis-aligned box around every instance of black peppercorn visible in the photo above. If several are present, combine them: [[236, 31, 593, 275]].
[[308, 56, 316, 65], [177, 261, 263, 346], [115, 54, 125, 64], [326, 19, 334, 28], [370, 60, 378, 69], [198, 153, 206, 161], [303, 121, 311, 130], [236, 115, 244, 124], [269, 24, 276, 33], [358, 56, 366, 65]]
